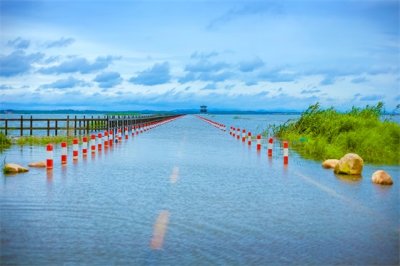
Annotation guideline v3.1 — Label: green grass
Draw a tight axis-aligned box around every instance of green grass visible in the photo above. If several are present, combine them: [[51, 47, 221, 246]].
[[0, 132, 12, 152], [273, 102, 400, 165], [16, 136, 84, 146]]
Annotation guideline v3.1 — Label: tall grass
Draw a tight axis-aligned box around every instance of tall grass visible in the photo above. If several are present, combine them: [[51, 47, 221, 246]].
[[0, 132, 11, 152], [274, 102, 400, 165]]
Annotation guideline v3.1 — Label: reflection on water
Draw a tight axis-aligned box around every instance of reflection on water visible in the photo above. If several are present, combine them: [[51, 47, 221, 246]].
[[335, 173, 362, 184], [0, 115, 399, 265], [150, 210, 170, 250]]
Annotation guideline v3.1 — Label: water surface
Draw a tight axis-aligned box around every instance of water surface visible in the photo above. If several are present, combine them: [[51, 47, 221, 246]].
[[1, 115, 399, 265]]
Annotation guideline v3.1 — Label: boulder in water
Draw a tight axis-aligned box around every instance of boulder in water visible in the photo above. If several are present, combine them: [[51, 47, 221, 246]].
[[322, 159, 339, 169], [371, 170, 393, 185], [28, 161, 46, 168], [334, 153, 363, 175], [3, 163, 29, 174]]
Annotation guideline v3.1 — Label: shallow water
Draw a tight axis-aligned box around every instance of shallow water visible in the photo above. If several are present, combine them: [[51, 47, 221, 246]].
[[1, 115, 399, 265]]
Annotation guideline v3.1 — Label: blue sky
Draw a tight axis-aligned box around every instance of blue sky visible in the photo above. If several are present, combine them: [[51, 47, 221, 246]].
[[0, 0, 399, 111]]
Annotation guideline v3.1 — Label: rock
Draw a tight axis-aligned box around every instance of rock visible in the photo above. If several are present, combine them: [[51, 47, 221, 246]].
[[334, 153, 363, 175], [322, 159, 339, 169], [372, 170, 393, 185], [3, 163, 29, 174], [28, 161, 46, 168]]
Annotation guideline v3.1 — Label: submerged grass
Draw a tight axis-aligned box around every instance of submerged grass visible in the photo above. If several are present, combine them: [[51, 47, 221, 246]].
[[273, 102, 400, 165]]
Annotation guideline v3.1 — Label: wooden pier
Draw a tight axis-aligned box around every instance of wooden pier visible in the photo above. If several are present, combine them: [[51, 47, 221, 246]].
[[0, 114, 179, 136]]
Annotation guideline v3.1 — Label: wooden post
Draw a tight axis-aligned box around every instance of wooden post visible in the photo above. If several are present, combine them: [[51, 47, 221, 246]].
[[79, 118, 82, 136], [106, 116, 109, 132], [85, 116, 90, 135], [5, 120, 8, 135], [47, 120, 50, 136], [66, 115, 70, 137], [55, 120, 58, 136], [30, 115, 33, 136], [20, 115, 23, 136], [74, 115, 77, 136]]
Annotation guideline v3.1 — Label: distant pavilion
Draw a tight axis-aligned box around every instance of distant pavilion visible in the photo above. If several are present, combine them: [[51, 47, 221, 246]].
[[200, 105, 207, 113]]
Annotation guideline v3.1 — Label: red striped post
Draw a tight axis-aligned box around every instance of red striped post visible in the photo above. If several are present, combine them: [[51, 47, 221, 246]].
[[118, 128, 122, 142], [140, 125, 143, 133], [131, 125, 135, 136], [136, 126, 139, 135], [256, 135, 261, 151], [283, 141, 289, 165], [230, 127, 232, 135], [90, 134, 96, 153], [242, 129, 246, 142], [104, 131, 109, 148], [61, 142, 67, 165], [232, 127, 236, 138], [237, 128, 240, 140], [248, 132, 252, 145], [109, 130, 113, 146], [82, 136, 88, 156], [46, 144, 53, 170], [125, 127, 128, 139], [268, 138, 273, 157], [97, 133, 102, 151], [73, 138, 79, 160]]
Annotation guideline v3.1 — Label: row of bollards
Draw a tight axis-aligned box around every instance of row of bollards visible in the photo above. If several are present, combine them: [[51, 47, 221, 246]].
[[195, 115, 226, 131], [229, 125, 289, 165], [195, 116, 289, 165], [45, 116, 182, 170]]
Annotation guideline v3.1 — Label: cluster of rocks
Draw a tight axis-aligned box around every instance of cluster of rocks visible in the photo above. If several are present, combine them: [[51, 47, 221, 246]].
[[322, 153, 393, 186], [3, 161, 46, 174]]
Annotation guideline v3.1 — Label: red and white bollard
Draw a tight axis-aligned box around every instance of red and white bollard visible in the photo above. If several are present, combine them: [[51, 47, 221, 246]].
[[140, 125, 143, 133], [237, 128, 240, 140], [131, 126, 135, 136], [98, 133, 102, 151], [46, 144, 53, 170], [242, 129, 246, 142], [232, 127, 236, 138], [229, 127, 232, 136], [73, 138, 79, 160], [256, 135, 261, 151], [283, 141, 289, 165], [104, 131, 109, 148], [248, 132, 252, 145], [136, 126, 139, 135], [268, 138, 273, 157], [109, 130, 113, 146], [82, 136, 88, 156], [61, 142, 67, 165], [118, 128, 122, 142], [125, 127, 128, 139], [91, 134, 96, 153]]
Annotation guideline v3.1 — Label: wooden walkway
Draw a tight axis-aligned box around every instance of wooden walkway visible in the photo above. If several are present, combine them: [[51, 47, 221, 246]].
[[0, 114, 179, 136]]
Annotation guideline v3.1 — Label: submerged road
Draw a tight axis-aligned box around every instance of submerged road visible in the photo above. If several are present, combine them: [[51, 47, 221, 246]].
[[1, 115, 399, 265]]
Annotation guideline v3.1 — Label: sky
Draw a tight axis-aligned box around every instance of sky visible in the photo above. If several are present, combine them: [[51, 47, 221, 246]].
[[0, 0, 399, 111]]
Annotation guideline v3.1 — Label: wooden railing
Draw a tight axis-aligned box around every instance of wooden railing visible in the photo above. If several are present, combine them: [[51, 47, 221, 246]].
[[0, 114, 178, 136]]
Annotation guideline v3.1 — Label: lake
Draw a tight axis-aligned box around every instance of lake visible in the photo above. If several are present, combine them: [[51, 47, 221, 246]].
[[1, 114, 399, 265]]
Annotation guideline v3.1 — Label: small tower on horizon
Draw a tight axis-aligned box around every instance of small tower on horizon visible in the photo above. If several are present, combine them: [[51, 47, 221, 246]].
[[200, 105, 207, 113]]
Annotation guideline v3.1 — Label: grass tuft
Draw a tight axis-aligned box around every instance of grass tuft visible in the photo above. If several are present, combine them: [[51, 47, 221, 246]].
[[0, 132, 12, 152]]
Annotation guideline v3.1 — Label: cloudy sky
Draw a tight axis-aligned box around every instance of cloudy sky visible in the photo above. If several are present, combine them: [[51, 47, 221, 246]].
[[0, 0, 399, 111]]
